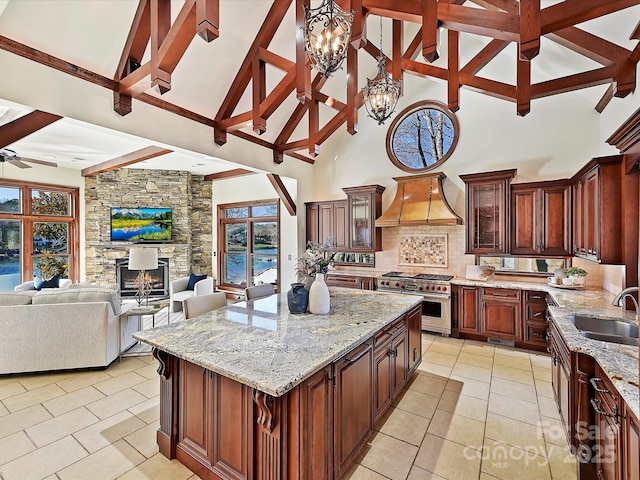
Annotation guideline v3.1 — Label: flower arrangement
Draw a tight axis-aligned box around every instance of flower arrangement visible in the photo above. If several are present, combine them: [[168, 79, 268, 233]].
[[295, 241, 336, 280]]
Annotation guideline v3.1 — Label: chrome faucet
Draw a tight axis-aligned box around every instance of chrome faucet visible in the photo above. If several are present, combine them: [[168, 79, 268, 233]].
[[612, 287, 639, 321]]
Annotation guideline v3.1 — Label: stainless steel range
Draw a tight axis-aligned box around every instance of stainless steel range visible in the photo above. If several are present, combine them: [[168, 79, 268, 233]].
[[377, 272, 453, 336]]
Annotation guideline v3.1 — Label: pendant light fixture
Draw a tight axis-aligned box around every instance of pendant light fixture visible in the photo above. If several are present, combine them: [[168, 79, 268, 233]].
[[303, 0, 354, 78], [364, 17, 401, 125]]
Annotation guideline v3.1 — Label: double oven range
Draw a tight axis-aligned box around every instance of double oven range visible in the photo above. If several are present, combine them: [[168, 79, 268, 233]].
[[377, 272, 454, 336]]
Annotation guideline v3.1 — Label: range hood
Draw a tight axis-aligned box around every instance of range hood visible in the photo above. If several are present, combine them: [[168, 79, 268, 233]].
[[375, 172, 462, 227]]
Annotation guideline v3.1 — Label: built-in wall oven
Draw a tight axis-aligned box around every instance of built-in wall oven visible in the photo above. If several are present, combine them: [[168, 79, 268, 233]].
[[377, 272, 453, 336]]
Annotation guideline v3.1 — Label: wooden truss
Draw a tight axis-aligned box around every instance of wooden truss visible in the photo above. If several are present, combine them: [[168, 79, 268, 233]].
[[1, 0, 639, 166]]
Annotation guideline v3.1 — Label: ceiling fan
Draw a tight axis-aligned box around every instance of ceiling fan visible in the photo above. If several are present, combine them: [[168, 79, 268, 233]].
[[0, 148, 58, 169]]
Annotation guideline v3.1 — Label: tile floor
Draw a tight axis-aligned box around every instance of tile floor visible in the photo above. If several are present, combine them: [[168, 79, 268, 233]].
[[0, 333, 578, 480]]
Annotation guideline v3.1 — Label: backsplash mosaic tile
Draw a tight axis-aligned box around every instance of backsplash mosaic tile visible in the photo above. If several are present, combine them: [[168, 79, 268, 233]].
[[399, 234, 448, 267]]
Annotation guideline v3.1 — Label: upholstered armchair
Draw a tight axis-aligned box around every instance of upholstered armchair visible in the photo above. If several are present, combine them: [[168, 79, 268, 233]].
[[170, 275, 215, 312]]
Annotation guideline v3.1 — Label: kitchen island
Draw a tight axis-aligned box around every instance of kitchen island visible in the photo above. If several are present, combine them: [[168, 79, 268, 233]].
[[134, 287, 422, 480]]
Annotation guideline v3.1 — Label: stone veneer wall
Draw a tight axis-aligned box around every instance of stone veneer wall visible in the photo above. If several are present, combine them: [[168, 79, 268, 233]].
[[84, 169, 212, 285]]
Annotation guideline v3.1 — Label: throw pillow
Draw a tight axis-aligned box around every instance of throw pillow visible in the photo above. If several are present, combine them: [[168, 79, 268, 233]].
[[186, 272, 207, 290], [34, 274, 60, 290]]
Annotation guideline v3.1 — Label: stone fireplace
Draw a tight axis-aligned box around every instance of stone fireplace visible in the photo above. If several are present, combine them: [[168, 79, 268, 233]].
[[116, 257, 169, 298]]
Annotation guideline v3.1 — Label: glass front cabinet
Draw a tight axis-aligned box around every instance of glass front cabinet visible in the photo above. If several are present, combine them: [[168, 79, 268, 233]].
[[342, 185, 385, 252]]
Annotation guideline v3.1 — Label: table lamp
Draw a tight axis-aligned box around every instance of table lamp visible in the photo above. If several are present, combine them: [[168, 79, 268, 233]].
[[128, 247, 158, 306]]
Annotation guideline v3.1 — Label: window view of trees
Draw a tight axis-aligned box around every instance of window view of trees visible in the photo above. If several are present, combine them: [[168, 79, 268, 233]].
[[388, 101, 459, 172]]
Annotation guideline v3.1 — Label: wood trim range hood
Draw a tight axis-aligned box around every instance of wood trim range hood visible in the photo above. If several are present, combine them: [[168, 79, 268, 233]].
[[375, 173, 463, 227]]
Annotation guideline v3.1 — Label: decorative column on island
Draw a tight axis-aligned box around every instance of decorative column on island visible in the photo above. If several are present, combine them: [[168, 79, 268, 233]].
[[134, 288, 423, 480]]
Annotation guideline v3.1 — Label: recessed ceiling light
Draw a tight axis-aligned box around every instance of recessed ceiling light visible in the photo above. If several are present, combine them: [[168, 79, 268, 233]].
[[73, 157, 85, 161], [196, 163, 205, 166], [44, 154, 56, 159]]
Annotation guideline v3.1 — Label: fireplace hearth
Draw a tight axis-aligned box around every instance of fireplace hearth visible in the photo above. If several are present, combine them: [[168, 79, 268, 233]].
[[116, 257, 169, 298]]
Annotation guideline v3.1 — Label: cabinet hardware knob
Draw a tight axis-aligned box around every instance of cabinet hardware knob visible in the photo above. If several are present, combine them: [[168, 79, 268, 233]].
[[533, 311, 543, 317], [345, 344, 372, 363]]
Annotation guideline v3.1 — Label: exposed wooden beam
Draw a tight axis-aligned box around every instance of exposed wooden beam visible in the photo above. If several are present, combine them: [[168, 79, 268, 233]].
[[459, 73, 516, 101], [516, 56, 531, 116], [541, 0, 640, 35], [422, 0, 439, 62], [315, 93, 347, 111], [295, 0, 312, 103], [547, 27, 632, 67], [81, 146, 173, 177], [0, 110, 62, 149], [228, 130, 275, 150], [403, 27, 422, 61], [137, 93, 216, 126], [437, 3, 519, 42], [460, 39, 510, 75], [285, 151, 316, 164], [252, 56, 267, 134], [150, 0, 172, 94], [392, 19, 403, 91], [470, 0, 518, 13], [204, 168, 254, 181], [267, 173, 297, 216], [531, 65, 616, 98], [308, 98, 320, 156], [402, 59, 448, 80], [595, 83, 616, 113], [448, 29, 460, 112], [347, 44, 358, 135], [259, 47, 295, 72], [519, 0, 540, 60], [196, 0, 219, 42]]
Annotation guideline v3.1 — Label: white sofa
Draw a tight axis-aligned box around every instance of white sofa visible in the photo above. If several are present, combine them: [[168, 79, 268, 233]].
[[0, 288, 138, 375], [170, 276, 215, 312]]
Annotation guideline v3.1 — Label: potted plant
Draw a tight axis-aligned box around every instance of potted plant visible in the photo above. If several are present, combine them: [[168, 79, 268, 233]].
[[564, 267, 588, 286]]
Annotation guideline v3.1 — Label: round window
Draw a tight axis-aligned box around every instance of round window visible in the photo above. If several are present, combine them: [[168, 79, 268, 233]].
[[386, 101, 459, 172]]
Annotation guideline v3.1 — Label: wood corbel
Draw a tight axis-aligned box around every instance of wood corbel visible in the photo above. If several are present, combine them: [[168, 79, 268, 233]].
[[196, 0, 219, 42]]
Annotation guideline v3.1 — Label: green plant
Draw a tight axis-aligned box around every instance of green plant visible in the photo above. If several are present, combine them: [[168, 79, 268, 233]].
[[565, 267, 588, 277], [295, 241, 336, 280], [35, 251, 68, 280]]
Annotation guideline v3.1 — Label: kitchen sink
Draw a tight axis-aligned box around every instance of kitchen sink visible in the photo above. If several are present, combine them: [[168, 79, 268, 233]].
[[568, 315, 639, 346]]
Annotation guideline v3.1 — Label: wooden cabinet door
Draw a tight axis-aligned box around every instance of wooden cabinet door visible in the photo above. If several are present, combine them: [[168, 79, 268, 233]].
[[584, 169, 599, 258], [510, 186, 538, 254], [359, 277, 375, 290], [391, 331, 408, 397], [573, 180, 585, 255], [373, 346, 392, 423], [178, 361, 212, 463], [540, 184, 571, 255], [407, 305, 422, 374], [318, 203, 334, 246], [334, 341, 373, 478], [595, 406, 621, 480], [300, 366, 333, 480], [482, 299, 521, 341], [625, 409, 640, 480], [458, 286, 480, 335], [306, 203, 320, 244], [333, 202, 348, 250], [551, 350, 571, 445]]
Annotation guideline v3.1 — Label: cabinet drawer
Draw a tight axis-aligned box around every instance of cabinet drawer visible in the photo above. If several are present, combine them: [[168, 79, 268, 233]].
[[524, 304, 547, 323], [551, 325, 570, 372], [374, 317, 406, 351], [326, 274, 359, 288], [592, 367, 618, 415], [525, 323, 548, 346], [482, 287, 521, 300], [525, 290, 547, 303]]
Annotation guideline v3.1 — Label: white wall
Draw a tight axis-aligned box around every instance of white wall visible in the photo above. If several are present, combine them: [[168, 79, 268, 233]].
[[212, 174, 299, 290]]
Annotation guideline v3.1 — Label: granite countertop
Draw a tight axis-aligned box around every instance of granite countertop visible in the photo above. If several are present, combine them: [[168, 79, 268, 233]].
[[134, 288, 422, 397], [453, 278, 639, 419]]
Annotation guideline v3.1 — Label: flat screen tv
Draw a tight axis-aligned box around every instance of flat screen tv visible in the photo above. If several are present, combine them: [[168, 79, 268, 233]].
[[110, 207, 172, 242]]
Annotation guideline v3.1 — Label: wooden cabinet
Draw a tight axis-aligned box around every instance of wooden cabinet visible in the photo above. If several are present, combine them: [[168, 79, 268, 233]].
[[373, 317, 407, 422], [522, 290, 549, 348], [571, 155, 623, 263], [592, 365, 623, 480], [460, 169, 516, 254], [333, 341, 373, 478], [300, 366, 333, 480], [550, 321, 572, 445], [178, 361, 212, 463], [406, 304, 422, 374], [306, 201, 348, 249], [481, 287, 521, 342], [455, 285, 481, 335], [510, 181, 571, 256], [325, 273, 376, 290], [342, 185, 385, 252], [624, 407, 640, 480]]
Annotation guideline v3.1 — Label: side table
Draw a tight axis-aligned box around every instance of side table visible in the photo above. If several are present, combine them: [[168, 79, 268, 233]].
[[119, 304, 165, 357]]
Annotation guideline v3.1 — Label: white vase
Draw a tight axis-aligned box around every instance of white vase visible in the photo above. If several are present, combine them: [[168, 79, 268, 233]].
[[570, 275, 586, 286], [308, 273, 330, 314]]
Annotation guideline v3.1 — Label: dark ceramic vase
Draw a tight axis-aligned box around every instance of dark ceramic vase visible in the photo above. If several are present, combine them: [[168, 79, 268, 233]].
[[287, 282, 309, 313]]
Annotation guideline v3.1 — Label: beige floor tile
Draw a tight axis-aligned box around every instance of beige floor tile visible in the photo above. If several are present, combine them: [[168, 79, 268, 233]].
[[127, 396, 160, 425], [535, 380, 555, 399], [427, 409, 485, 450], [485, 413, 547, 455], [0, 404, 53, 439], [428, 342, 462, 356], [131, 377, 159, 399], [105, 357, 150, 378], [392, 389, 440, 419], [538, 396, 561, 420], [377, 407, 430, 446], [488, 392, 540, 426], [0, 401, 8, 417], [480, 474, 502, 480], [138, 354, 156, 365], [407, 465, 446, 479], [0, 377, 21, 387], [461, 343, 495, 358], [445, 375, 491, 400], [546, 442, 578, 479], [26, 407, 99, 447], [437, 390, 488, 422], [530, 353, 551, 369], [0, 431, 36, 465], [118, 453, 198, 480], [481, 439, 551, 480], [124, 421, 160, 458], [493, 347, 530, 359], [344, 464, 388, 480], [490, 377, 537, 401], [451, 363, 492, 383], [57, 438, 145, 480], [73, 410, 146, 453], [0, 381, 26, 400], [492, 364, 535, 385], [17, 372, 75, 391], [408, 374, 448, 399], [134, 363, 160, 380], [417, 361, 452, 378], [2, 383, 65, 413], [43, 386, 105, 417], [539, 416, 568, 447], [533, 367, 552, 382], [359, 432, 418, 480], [414, 433, 481, 480], [456, 352, 494, 369], [423, 351, 458, 368], [93, 371, 147, 396], [56, 371, 113, 393], [0, 435, 87, 480], [86, 388, 148, 420], [493, 353, 532, 371]]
